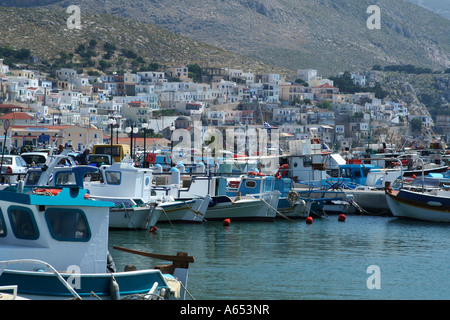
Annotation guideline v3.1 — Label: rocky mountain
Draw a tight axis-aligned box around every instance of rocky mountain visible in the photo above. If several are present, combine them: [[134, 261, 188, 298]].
[[0, 0, 448, 123], [16, 0, 449, 76], [366, 71, 450, 119], [0, 7, 283, 74], [405, 0, 450, 20]]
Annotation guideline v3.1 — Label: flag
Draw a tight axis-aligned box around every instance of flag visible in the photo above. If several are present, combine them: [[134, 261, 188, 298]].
[[264, 122, 271, 129]]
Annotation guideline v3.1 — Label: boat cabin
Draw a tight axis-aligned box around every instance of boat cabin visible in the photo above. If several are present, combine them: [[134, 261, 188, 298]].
[[336, 164, 382, 186], [0, 174, 113, 274], [227, 174, 293, 198], [84, 163, 153, 203]]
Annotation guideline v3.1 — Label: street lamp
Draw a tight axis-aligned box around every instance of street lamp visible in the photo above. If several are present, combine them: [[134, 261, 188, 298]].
[[170, 123, 175, 161], [125, 122, 138, 161], [108, 118, 116, 162], [142, 123, 148, 168]]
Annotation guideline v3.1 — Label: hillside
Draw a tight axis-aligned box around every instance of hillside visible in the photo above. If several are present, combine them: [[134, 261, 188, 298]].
[[405, 0, 450, 20], [0, 7, 286, 74], [24, 0, 450, 76]]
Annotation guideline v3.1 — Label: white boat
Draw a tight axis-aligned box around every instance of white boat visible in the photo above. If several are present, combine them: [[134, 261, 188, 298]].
[[154, 192, 211, 224], [385, 180, 450, 222], [226, 174, 309, 219], [0, 167, 187, 300], [153, 169, 280, 221], [204, 191, 280, 221], [84, 162, 160, 230]]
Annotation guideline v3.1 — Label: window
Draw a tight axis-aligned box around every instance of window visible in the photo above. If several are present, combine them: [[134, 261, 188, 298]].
[[17, 157, 27, 167], [54, 172, 77, 186], [1, 157, 12, 165], [45, 209, 90, 241], [0, 211, 6, 237], [105, 171, 121, 185], [8, 206, 39, 240], [245, 180, 257, 188], [303, 157, 312, 167], [25, 171, 43, 186]]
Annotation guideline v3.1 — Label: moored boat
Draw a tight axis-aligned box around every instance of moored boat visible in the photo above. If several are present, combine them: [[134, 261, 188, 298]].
[[385, 180, 450, 222], [0, 181, 186, 299], [84, 162, 160, 230], [226, 173, 309, 218], [204, 191, 280, 222]]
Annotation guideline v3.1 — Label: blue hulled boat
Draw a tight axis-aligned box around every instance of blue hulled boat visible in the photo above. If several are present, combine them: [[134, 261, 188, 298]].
[[0, 157, 188, 300]]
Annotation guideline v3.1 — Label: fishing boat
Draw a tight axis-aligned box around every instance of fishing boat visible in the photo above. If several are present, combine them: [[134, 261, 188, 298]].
[[226, 173, 309, 218], [155, 195, 211, 224], [20, 154, 160, 231], [204, 190, 280, 222], [153, 169, 280, 222], [152, 168, 211, 223], [0, 168, 187, 300], [385, 179, 450, 222], [84, 162, 160, 230]]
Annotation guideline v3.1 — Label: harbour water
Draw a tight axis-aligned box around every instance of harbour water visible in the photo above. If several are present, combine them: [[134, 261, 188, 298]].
[[108, 215, 450, 300]]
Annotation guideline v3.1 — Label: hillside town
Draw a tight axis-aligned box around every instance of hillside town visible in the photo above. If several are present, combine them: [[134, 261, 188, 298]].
[[0, 57, 444, 157]]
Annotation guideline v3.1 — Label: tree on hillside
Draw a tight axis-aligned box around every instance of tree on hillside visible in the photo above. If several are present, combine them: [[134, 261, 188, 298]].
[[410, 118, 422, 132], [187, 63, 202, 82], [329, 71, 362, 94]]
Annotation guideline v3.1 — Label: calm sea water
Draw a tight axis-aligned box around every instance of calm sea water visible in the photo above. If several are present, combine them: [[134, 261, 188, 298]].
[[108, 215, 450, 300]]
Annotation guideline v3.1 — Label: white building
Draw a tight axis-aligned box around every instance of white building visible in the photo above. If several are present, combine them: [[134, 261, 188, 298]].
[[56, 68, 77, 81], [351, 73, 366, 86], [0, 59, 9, 75], [296, 69, 317, 82]]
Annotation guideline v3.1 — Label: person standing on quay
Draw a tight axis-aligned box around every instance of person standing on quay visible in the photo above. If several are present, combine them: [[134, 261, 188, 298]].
[[75, 148, 90, 165]]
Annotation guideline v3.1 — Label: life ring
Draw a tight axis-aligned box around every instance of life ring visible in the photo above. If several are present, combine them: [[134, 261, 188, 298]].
[[147, 153, 156, 164], [275, 164, 289, 179]]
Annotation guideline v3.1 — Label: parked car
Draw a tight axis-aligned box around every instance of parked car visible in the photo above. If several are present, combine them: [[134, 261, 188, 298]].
[[20, 152, 49, 168], [0, 155, 28, 183]]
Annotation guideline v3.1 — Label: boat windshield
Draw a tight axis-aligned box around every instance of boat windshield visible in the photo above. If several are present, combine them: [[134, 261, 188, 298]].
[[411, 178, 440, 188]]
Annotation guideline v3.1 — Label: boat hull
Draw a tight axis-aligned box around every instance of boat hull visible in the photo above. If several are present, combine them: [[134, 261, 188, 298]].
[[386, 189, 450, 222], [205, 191, 280, 221], [109, 206, 160, 230], [157, 198, 206, 223], [276, 198, 309, 219]]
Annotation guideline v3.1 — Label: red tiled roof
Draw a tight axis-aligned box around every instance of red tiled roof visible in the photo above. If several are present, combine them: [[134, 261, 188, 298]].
[[0, 112, 33, 120]]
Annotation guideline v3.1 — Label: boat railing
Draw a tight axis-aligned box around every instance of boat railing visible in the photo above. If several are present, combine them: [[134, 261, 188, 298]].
[[0, 285, 19, 300], [0, 259, 82, 300], [396, 155, 425, 192]]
